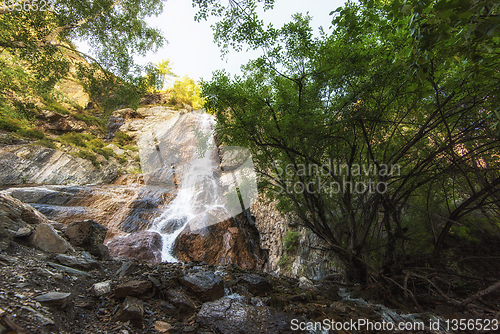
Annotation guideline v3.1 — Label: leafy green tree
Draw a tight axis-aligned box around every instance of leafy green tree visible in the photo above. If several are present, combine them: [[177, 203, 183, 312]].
[[202, 1, 500, 281], [169, 76, 205, 109], [0, 0, 165, 115]]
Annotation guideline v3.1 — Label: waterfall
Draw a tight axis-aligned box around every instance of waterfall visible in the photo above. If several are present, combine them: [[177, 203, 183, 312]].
[[148, 112, 229, 262]]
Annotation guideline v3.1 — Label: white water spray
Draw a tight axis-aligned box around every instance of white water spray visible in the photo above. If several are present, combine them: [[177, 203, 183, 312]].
[[149, 113, 228, 262]]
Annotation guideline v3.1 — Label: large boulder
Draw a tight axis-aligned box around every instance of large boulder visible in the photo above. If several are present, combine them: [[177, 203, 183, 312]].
[[107, 231, 162, 263], [30, 223, 74, 254], [0, 193, 73, 253], [179, 271, 224, 302], [64, 220, 109, 259], [174, 214, 266, 270]]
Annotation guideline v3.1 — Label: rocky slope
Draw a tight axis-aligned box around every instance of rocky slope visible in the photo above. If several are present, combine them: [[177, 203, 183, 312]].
[[0, 193, 445, 334]]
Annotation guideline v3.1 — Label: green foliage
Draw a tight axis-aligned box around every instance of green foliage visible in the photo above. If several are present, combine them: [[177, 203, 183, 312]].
[[283, 230, 300, 252], [15, 128, 45, 140], [200, 0, 500, 280], [113, 132, 134, 147], [168, 76, 205, 109], [58, 133, 94, 148], [32, 138, 57, 149], [71, 112, 105, 129], [76, 149, 100, 168]]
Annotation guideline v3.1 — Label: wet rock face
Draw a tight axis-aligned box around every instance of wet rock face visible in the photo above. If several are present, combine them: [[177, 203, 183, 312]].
[[107, 231, 163, 263], [196, 296, 297, 334], [174, 214, 267, 270]]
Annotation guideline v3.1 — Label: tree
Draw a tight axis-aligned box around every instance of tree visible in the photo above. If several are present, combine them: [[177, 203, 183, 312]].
[[202, 1, 500, 281], [156, 59, 175, 91], [0, 0, 166, 114]]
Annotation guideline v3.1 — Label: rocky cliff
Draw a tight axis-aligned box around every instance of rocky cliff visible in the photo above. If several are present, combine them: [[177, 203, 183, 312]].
[[252, 196, 343, 281]]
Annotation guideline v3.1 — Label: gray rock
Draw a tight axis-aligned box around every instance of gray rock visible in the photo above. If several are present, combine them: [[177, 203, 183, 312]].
[[35, 292, 72, 308], [180, 271, 224, 302], [47, 262, 93, 278], [92, 281, 112, 297], [14, 226, 32, 238], [238, 274, 273, 296], [165, 289, 198, 320], [29, 223, 74, 254], [0, 146, 118, 185], [56, 253, 99, 271], [298, 276, 315, 290], [116, 261, 138, 277], [196, 296, 298, 334], [64, 220, 109, 259], [113, 296, 144, 328]]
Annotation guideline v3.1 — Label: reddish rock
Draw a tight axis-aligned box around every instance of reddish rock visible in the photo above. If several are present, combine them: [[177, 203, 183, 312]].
[[174, 215, 266, 270], [107, 231, 162, 263], [114, 280, 153, 298]]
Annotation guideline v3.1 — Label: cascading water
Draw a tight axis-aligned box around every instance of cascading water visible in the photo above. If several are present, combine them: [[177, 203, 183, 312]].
[[149, 113, 229, 262]]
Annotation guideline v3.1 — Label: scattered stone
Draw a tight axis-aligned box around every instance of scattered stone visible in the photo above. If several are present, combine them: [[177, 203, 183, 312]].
[[29, 223, 74, 254], [56, 253, 99, 271], [298, 276, 315, 290], [14, 227, 32, 238], [92, 281, 112, 297], [165, 289, 197, 320], [116, 261, 138, 277], [19, 305, 55, 326], [47, 261, 93, 278], [35, 292, 72, 308], [107, 231, 162, 263], [196, 296, 299, 334], [114, 280, 152, 298], [113, 296, 144, 328], [154, 320, 173, 333], [158, 301, 178, 317], [180, 271, 224, 302], [238, 274, 273, 296], [290, 294, 307, 303]]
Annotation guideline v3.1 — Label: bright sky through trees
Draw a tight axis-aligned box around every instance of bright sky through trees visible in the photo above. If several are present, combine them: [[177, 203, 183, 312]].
[[135, 0, 346, 81]]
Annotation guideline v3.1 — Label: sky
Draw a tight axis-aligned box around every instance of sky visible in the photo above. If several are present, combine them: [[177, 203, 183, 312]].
[[78, 0, 347, 83], [140, 0, 347, 82]]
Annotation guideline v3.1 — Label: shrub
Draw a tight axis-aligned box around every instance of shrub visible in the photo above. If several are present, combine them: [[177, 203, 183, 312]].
[[168, 76, 205, 109], [33, 138, 56, 149], [58, 132, 93, 147], [76, 149, 100, 168], [16, 128, 45, 140], [283, 230, 300, 252], [113, 131, 133, 147]]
